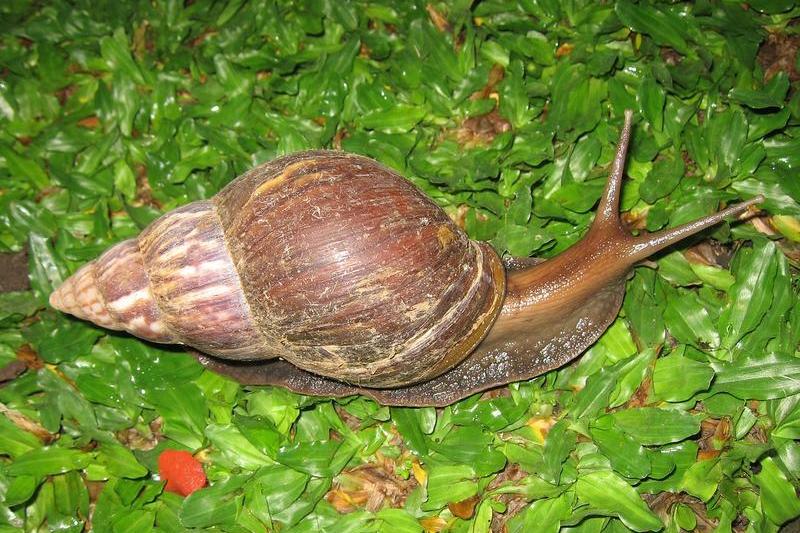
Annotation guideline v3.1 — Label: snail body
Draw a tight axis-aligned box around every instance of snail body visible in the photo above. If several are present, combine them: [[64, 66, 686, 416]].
[[50, 112, 760, 406]]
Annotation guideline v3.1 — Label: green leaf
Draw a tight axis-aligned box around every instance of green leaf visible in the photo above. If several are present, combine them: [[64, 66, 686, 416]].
[[609, 348, 655, 408], [0, 291, 40, 321], [6, 447, 92, 477], [0, 144, 49, 189], [429, 426, 506, 477], [638, 77, 665, 131], [518, 493, 573, 533], [96, 443, 148, 479], [180, 476, 244, 528], [720, 240, 777, 350], [771, 394, 800, 440], [680, 458, 722, 501], [599, 319, 637, 362], [233, 414, 283, 458], [575, 470, 663, 531], [542, 419, 576, 484], [729, 72, 790, 109], [24, 315, 103, 363], [500, 60, 534, 129], [611, 408, 701, 445], [569, 136, 601, 183], [450, 396, 529, 432], [423, 464, 478, 511], [113, 159, 136, 200], [147, 383, 208, 449], [548, 63, 606, 140], [391, 407, 432, 456], [246, 389, 300, 435], [5, 475, 40, 506], [652, 352, 714, 402], [375, 508, 424, 532], [615, 1, 691, 55], [571, 354, 650, 420], [99, 28, 145, 85], [206, 423, 274, 470], [755, 457, 800, 526], [52, 471, 88, 518], [706, 107, 749, 179], [112, 510, 155, 533], [663, 292, 719, 350], [249, 465, 310, 519], [624, 269, 666, 346], [640, 156, 684, 204], [0, 415, 43, 458], [357, 105, 427, 134], [712, 352, 800, 400], [272, 477, 331, 527], [276, 439, 357, 478], [674, 502, 697, 531], [590, 416, 651, 479], [688, 263, 735, 291], [169, 146, 222, 184], [28, 233, 68, 303]]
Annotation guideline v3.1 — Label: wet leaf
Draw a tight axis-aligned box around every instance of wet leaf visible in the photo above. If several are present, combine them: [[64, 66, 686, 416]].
[[611, 408, 702, 445], [711, 352, 800, 400], [663, 292, 719, 350], [515, 493, 572, 533], [652, 352, 713, 402], [615, 1, 691, 55], [180, 476, 244, 528], [542, 419, 576, 484], [576, 470, 663, 531], [590, 416, 651, 479], [720, 240, 777, 350], [423, 465, 478, 511], [754, 458, 800, 526], [6, 447, 92, 477]]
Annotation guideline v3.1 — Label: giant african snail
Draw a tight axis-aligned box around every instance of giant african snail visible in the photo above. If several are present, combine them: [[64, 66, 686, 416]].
[[50, 111, 762, 406]]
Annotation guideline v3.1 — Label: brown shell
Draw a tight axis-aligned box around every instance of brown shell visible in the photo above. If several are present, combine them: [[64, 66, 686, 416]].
[[50, 151, 506, 388], [213, 151, 505, 387]]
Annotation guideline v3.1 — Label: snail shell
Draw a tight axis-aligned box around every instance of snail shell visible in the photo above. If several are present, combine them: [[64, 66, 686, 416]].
[[49, 152, 505, 388]]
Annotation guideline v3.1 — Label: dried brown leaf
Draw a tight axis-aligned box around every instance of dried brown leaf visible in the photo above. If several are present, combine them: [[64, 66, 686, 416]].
[[758, 31, 800, 82], [326, 459, 419, 514], [448, 494, 480, 520], [426, 4, 450, 33], [0, 402, 55, 443]]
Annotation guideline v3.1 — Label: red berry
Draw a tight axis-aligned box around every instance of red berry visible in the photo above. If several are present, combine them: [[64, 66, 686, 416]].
[[157, 449, 207, 496]]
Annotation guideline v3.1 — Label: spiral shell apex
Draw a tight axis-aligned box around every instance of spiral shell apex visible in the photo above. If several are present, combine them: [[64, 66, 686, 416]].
[[48, 202, 275, 359], [50, 151, 506, 388], [49, 241, 173, 342]]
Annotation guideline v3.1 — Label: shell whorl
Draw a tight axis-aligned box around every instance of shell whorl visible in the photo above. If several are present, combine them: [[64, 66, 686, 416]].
[[49, 239, 175, 343], [49, 201, 281, 360]]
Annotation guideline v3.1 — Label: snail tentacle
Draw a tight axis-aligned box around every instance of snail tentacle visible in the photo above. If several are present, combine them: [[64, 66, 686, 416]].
[[592, 108, 633, 232], [622, 196, 764, 264]]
